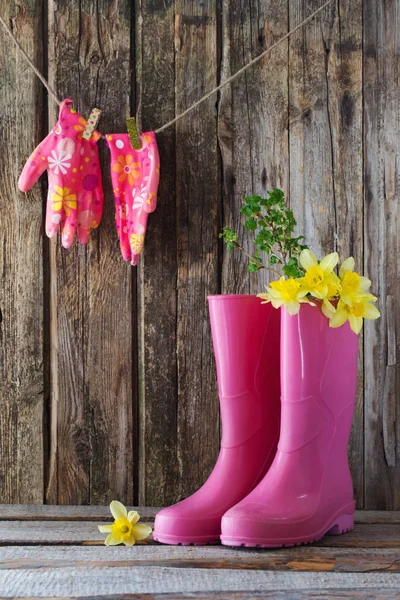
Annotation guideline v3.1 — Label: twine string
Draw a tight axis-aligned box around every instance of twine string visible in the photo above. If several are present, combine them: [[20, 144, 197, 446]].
[[0, 0, 334, 136]]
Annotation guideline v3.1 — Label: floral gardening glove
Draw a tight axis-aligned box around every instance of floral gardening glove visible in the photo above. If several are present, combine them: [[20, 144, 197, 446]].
[[106, 132, 160, 265], [18, 98, 103, 248]]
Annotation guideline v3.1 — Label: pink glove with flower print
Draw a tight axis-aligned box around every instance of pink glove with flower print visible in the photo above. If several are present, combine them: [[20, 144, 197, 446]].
[[106, 132, 160, 265], [18, 98, 103, 248]]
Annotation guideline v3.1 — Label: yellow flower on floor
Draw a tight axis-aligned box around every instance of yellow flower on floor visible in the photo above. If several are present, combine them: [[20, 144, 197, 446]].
[[51, 186, 77, 216], [329, 296, 380, 334], [338, 257, 372, 305], [258, 277, 312, 316], [299, 249, 339, 300], [98, 501, 152, 547], [112, 155, 141, 186]]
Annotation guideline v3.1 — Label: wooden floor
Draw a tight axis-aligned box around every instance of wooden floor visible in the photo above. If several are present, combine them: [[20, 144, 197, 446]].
[[0, 507, 399, 599]]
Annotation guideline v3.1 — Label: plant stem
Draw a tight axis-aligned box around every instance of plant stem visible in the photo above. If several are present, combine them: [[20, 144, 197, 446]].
[[233, 242, 282, 277]]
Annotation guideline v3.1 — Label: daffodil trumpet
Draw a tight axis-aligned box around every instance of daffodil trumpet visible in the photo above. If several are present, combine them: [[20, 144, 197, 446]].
[[257, 251, 380, 335]]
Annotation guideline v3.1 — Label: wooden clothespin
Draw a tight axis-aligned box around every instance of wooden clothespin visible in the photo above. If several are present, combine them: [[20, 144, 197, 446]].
[[126, 117, 142, 149], [82, 108, 102, 140]]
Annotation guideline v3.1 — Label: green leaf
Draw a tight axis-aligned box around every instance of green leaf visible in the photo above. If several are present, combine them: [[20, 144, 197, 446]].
[[245, 218, 257, 231], [248, 261, 259, 272]]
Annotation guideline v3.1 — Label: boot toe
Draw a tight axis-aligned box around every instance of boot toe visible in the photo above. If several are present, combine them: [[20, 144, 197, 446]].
[[154, 505, 221, 545]]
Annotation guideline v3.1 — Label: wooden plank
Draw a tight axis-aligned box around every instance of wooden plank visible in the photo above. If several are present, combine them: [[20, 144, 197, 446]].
[[46, 0, 134, 505], [0, 506, 398, 524], [135, 0, 179, 507], [0, 1, 45, 503], [288, 0, 364, 506], [1, 545, 400, 573], [1, 591, 399, 600], [137, 0, 221, 505], [174, 1, 220, 499], [363, 0, 400, 509], [1, 592, 399, 600], [219, 0, 289, 294], [0, 566, 399, 597], [0, 505, 159, 521], [0, 522, 399, 547]]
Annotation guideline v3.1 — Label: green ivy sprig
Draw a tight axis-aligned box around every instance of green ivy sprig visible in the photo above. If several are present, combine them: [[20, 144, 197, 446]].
[[220, 188, 308, 278]]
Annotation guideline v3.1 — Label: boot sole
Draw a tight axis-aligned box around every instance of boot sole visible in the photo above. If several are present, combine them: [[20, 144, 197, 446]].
[[153, 533, 220, 546], [220, 512, 354, 548]]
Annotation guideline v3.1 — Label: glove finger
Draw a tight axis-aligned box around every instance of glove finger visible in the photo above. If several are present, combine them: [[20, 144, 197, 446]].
[[129, 222, 146, 266], [45, 189, 63, 239], [60, 193, 78, 248], [77, 206, 91, 245], [115, 193, 131, 262], [91, 184, 104, 228]]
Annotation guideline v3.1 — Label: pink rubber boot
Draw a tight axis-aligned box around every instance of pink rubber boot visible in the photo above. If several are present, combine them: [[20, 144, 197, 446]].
[[153, 295, 281, 545], [221, 303, 358, 547]]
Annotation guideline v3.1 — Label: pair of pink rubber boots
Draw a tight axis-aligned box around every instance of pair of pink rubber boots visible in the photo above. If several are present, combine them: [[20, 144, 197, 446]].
[[153, 295, 358, 547]]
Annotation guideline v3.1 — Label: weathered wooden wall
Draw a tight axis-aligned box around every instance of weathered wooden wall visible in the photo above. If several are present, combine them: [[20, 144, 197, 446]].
[[0, 0, 398, 509]]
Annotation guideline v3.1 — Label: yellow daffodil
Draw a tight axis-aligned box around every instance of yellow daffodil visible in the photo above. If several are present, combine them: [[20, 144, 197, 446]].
[[338, 257, 372, 305], [257, 277, 312, 316], [98, 501, 152, 546], [320, 272, 342, 318], [329, 296, 380, 334], [299, 249, 339, 300]]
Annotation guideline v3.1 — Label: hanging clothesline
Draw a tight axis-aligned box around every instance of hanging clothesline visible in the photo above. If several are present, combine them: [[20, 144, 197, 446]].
[[0, 0, 334, 136]]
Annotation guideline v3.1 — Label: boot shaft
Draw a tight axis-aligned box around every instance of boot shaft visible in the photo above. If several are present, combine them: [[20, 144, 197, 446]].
[[279, 303, 358, 474], [208, 295, 281, 449]]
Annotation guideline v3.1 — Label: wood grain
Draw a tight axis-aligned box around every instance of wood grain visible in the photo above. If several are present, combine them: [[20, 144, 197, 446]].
[[363, 0, 400, 511], [46, 0, 134, 505], [0, 1, 45, 503]]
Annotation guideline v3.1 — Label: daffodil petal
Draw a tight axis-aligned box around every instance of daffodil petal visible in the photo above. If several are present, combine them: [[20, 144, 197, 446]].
[[363, 303, 381, 320], [284, 300, 300, 316], [359, 276, 372, 291], [105, 533, 122, 546], [110, 500, 127, 521], [257, 293, 271, 302], [128, 511, 140, 525], [270, 298, 285, 309], [98, 525, 113, 533], [329, 308, 348, 328], [322, 299, 336, 318], [122, 537, 136, 547], [320, 252, 338, 273], [300, 249, 318, 270], [133, 524, 152, 541], [339, 257, 355, 279], [349, 314, 363, 334]]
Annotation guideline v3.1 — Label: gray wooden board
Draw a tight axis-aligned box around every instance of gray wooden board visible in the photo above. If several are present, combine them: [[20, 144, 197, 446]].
[[0, 521, 400, 547], [0, 507, 398, 524], [0, 568, 400, 597], [0, 545, 400, 572]]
